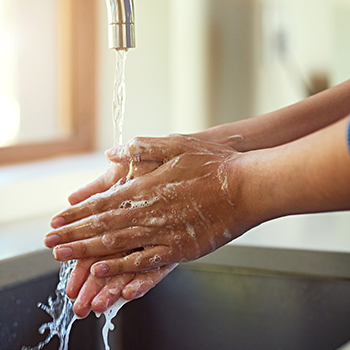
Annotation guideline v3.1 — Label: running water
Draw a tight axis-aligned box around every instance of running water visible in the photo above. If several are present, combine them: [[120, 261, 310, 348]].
[[21, 261, 77, 350], [23, 50, 129, 350], [113, 50, 128, 146], [98, 49, 130, 349]]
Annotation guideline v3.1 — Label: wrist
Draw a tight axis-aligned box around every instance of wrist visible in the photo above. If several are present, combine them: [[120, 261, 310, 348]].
[[224, 151, 276, 236], [232, 117, 350, 227], [190, 122, 249, 152]]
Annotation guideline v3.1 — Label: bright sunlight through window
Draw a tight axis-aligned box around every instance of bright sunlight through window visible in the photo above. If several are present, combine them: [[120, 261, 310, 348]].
[[0, 0, 20, 146]]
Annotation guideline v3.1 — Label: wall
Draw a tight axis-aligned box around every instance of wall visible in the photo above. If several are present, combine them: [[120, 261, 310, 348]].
[[96, 0, 210, 151], [97, 0, 171, 151]]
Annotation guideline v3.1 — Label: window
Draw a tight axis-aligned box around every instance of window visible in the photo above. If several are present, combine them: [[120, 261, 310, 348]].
[[0, 0, 97, 165]]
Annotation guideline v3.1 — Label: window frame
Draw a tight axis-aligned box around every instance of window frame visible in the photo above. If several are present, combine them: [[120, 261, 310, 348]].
[[0, 0, 97, 165]]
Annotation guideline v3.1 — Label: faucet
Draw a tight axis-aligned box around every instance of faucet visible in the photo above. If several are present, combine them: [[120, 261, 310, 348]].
[[105, 0, 135, 50]]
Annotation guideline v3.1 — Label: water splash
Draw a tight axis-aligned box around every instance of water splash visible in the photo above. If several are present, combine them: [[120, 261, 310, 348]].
[[21, 261, 77, 350], [23, 51, 130, 350]]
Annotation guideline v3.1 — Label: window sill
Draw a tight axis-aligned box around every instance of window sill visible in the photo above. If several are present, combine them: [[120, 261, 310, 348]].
[[0, 153, 108, 262], [0, 153, 109, 225]]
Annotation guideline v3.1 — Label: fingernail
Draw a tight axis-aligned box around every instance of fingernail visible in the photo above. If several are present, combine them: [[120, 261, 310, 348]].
[[51, 216, 66, 228], [53, 246, 73, 260], [44, 234, 61, 247], [91, 263, 110, 276]]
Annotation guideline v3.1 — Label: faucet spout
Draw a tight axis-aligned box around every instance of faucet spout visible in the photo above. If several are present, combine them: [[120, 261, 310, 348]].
[[105, 0, 135, 50]]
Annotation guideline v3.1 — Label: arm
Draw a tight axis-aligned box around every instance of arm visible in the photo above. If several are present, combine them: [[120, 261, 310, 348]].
[[237, 116, 350, 223], [64, 79, 350, 208], [45, 116, 350, 277], [191, 79, 350, 152]]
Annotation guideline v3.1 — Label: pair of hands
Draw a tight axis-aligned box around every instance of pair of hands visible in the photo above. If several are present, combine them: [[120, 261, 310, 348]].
[[45, 135, 248, 318]]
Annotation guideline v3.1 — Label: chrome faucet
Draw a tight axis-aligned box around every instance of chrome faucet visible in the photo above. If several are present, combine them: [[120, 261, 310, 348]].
[[105, 0, 135, 50]]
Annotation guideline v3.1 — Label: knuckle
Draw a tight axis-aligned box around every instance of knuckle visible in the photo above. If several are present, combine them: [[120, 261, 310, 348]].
[[111, 260, 124, 274], [62, 226, 74, 242], [128, 137, 150, 156], [130, 136, 142, 144], [78, 244, 88, 257], [89, 214, 109, 235], [102, 232, 126, 251]]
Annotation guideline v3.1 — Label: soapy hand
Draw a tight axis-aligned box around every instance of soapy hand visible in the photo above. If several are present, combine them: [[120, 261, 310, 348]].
[[46, 135, 252, 278], [51, 158, 175, 318], [66, 257, 177, 317]]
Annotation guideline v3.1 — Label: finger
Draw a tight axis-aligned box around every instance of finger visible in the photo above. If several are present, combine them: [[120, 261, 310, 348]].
[[126, 159, 162, 179], [51, 227, 155, 261], [122, 263, 178, 300], [50, 191, 117, 229], [68, 163, 128, 206], [50, 160, 162, 230], [106, 135, 233, 164], [106, 136, 186, 163], [68, 175, 111, 206], [73, 274, 108, 318], [45, 206, 158, 250], [91, 245, 173, 277], [90, 274, 134, 314], [66, 258, 97, 300]]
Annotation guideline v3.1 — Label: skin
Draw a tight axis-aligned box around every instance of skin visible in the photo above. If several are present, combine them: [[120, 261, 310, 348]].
[[47, 117, 350, 271], [46, 80, 350, 318], [58, 160, 177, 318], [49, 139, 244, 274], [191, 79, 350, 151]]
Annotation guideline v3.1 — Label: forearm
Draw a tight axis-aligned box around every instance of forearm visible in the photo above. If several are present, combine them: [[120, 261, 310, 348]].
[[236, 117, 350, 226], [192, 79, 350, 152]]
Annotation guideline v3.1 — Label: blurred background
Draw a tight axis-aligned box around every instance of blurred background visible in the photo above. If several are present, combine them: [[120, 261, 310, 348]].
[[1, 0, 350, 149], [0, 0, 350, 255]]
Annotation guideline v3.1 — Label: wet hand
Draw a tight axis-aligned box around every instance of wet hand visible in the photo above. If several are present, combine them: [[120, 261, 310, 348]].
[[50, 158, 171, 317], [65, 162, 128, 209], [45, 135, 249, 277], [67, 257, 177, 318]]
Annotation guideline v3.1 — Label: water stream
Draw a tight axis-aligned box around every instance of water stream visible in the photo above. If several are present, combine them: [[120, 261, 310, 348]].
[[113, 50, 128, 146], [23, 50, 129, 350], [21, 261, 77, 350]]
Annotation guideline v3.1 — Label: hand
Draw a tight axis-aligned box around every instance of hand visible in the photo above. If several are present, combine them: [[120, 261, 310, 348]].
[[45, 135, 253, 277], [51, 158, 174, 318], [66, 162, 128, 208], [66, 257, 177, 318]]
